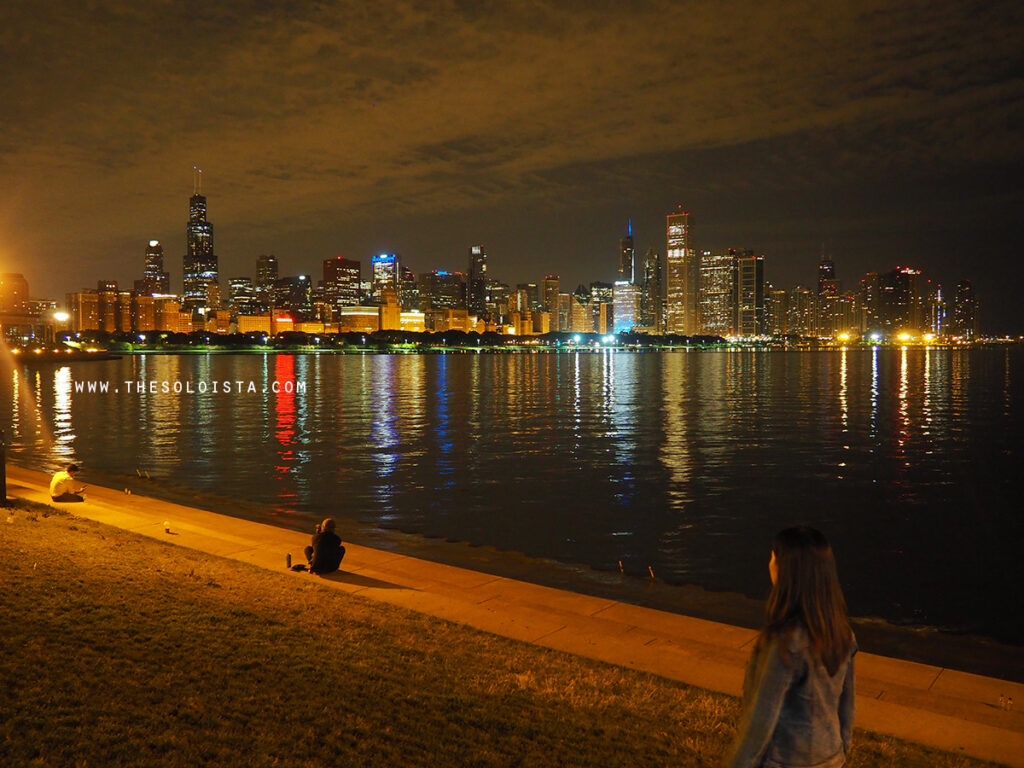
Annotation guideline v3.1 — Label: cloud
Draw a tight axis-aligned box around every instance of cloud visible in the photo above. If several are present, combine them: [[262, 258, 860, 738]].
[[0, 0, 1020, 300]]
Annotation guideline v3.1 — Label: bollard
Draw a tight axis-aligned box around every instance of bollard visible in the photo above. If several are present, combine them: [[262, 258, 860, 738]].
[[0, 427, 7, 507]]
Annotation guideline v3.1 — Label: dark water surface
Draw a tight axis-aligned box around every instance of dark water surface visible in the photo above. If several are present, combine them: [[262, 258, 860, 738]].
[[3, 347, 1022, 644]]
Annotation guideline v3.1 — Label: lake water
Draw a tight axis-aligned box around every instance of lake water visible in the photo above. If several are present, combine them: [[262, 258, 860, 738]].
[[3, 347, 1022, 643]]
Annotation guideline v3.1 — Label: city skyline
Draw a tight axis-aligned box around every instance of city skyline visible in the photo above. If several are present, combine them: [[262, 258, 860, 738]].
[[0, 2, 1020, 330]]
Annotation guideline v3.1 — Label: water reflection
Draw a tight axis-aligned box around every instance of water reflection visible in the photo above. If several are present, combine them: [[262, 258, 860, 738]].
[[52, 367, 74, 462]]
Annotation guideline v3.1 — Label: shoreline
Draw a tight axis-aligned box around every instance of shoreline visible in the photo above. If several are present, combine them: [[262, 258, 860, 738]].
[[20, 459, 1024, 683]]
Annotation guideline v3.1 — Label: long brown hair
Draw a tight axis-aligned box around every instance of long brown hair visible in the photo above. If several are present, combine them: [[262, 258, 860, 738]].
[[762, 526, 852, 675]]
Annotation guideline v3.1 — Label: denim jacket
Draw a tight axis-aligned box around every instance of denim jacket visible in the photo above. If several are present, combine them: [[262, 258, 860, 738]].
[[723, 627, 856, 768]]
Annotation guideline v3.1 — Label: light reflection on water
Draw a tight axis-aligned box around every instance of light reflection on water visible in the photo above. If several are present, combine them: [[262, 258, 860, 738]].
[[1, 348, 1022, 642]]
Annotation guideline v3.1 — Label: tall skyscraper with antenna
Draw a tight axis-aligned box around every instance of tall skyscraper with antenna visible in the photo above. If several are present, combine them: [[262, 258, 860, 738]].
[[619, 220, 635, 284], [183, 167, 219, 314]]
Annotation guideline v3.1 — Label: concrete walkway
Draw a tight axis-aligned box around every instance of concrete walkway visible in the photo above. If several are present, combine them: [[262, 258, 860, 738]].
[[6, 464, 1022, 767]]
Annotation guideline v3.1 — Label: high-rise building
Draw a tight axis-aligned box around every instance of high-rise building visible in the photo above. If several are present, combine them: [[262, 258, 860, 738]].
[[878, 266, 924, 332], [789, 287, 816, 336], [419, 270, 466, 310], [274, 275, 314, 319], [951, 280, 977, 339], [323, 257, 361, 312], [698, 250, 735, 336], [767, 287, 790, 335], [135, 240, 170, 296], [228, 277, 260, 316], [733, 250, 765, 336], [815, 258, 840, 338], [639, 248, 663, 333], [400, 266, 418, 312], [515, 282, 540, 314], [0, 273, 29, 313], [666, 207, 697, 334], [928, 284, 946, 336], [543, 275, 560, 315], [569, 287, 594, 333], [371, 253, 401, 304], [467, 245, 488, 318], [619, 221, 635, 284], [590, 281, 614, 332], [182, 172, 218, 314], [613, 281, 640, 333]]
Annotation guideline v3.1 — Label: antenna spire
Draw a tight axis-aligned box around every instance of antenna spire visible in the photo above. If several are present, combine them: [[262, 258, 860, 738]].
[[193, 166, 203, 195]]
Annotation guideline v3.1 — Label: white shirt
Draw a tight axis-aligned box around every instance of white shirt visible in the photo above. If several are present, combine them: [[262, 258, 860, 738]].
[[50, 471, 81, 497]]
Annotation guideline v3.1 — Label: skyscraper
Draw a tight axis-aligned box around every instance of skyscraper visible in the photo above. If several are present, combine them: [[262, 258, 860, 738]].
[[613, 281, 639, 333], [182, 170, 218, 314], [372, 253, 401, 304], [619, 221, 635, 284], [952, 280, 977, 339], [323, 257, 361, 312], [543, 275, 560, 315], [733, 249, 765, 336], [467, 245, 488, 318], [136, 240, 170, 296], [640, 248, 663, 333], [666, 207, 697, 334], [698, 250, 735, 336]]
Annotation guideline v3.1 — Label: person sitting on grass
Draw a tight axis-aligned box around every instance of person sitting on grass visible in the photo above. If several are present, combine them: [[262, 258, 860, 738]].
[[49, 463, 86, 503], [304, 517, 345, 575]]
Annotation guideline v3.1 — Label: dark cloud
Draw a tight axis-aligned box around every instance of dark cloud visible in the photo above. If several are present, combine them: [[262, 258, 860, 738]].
[[0, 0, 1021, 327]]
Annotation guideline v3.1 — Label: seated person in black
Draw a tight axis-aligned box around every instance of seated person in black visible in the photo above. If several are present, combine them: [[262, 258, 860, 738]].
[[304, 517, 345, 574]]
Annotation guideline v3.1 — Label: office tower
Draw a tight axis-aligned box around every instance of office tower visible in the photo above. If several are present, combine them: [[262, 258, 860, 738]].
[[515, 282, 540, 313], [613, 281, 639, 333], [467, 245, 488, 318], [619, 221, 635, 284], [400, 266, 418, 311], [928, 284, 946, 336], [666, 207, 698, 334], [952, 280, 977, 339], [228, 277, 260, 315], [859, 272, 881, 331], [570, 286, 594, 333], [543, 275, 560, 314], [557, 293, 571, 332], [767, 288, 790, 335], [733, 250, 764, 336], [815, 258, 840, 337], [878, 266, 924, 332], [182, 171, 219, 314], [789, 287, 815, 336], [135, 241, 170, 296], [419, 271, 466, 310], [323, 257, 361, 312], [371, 253, 401, 303], [640, 248, 663, 333], [487, 280, 511, 321], [590, 281, 614, 332], [698, 249, 735, 336], [0, 273, 29, 313], [274, 275, 314, 319]]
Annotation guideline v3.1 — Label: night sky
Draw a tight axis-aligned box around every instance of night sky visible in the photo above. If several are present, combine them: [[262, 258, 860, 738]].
[[1, 1, 1021, 330]]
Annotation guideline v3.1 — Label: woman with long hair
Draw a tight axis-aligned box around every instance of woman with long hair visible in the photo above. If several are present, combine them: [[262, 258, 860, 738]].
[[723, 526, 856, 768]]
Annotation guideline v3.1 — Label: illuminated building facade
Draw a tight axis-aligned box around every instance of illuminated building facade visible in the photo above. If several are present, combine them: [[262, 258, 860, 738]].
[[543, 275, 560, 315], [419, 271, 466, 310], [698, 250, 735, 336], [613, 281, 639, 333], [952, 280, 977, 339], [666, 208, 697, 334], [323, 257, 361, 312], [0, 273, 29, 313], [734, 250, 764, 336], [619, 221, 635, 284], [639, 248, 663, 333], [183, 188, 218, 314], [467, 245, 488, 318], [590, 281, 614, 332], [372, 254, 401, 304], [274, 275, 314, 319], [135, 241, 170, 295]]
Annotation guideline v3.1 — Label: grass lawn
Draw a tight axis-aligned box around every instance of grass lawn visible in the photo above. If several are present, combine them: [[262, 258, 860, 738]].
[[0, 501, 1004, 767]]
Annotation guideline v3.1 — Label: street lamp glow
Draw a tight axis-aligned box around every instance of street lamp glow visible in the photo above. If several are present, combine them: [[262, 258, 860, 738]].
[[897, 332, 913, 342], [836, 332, 851, 342], [870, 333, 882, 342], [53, 311, 69, 323]]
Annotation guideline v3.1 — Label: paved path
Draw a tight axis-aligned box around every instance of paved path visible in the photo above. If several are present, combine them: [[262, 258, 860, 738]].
[[6, 464, 1022, 767]]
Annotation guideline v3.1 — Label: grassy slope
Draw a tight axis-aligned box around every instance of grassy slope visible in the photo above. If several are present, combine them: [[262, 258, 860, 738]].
[[0, 502, 1002, 768]]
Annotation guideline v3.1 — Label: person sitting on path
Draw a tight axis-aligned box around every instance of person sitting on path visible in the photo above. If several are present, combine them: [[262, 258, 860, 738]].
[[50, 463, 86, 503], [304, 517, 345, 575], [722, 526, 856, 768]]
